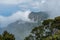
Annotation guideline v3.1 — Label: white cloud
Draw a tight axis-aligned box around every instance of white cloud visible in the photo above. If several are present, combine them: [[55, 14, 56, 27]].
[[0, 0, 47, 28], [44, 0, 60, 18], [0, 0, 18, 4], [0, 0, 34, 4], [0, 0, 46, 7], [0, 0, 46, 11], [0, 0, 30, 4], [0, 10, 32, 28], [41, 0, 46, 4], [18, 0, 46, 11]]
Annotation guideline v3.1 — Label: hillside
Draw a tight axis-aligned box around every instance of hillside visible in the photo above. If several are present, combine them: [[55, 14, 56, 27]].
[[24, 16, 60, 40], [0, 11, 49, 40]]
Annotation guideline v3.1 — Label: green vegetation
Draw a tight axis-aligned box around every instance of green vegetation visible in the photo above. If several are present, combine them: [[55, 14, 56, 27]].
[[0, 31, 15, 40], [24, 16, 60, 40]]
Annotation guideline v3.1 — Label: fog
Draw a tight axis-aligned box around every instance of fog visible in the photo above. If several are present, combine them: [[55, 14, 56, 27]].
[[0, 10, 32, 28], [0, 0, 60, 28], [42, 0, 60, 18]]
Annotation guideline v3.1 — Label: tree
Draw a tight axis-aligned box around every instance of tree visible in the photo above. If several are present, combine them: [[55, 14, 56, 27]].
[[0, 35, 3, 40], [24, 16, 60, 40], [53, 16, 60, 29], [0, 31, 15, 40], [42, 19, 53, 25]]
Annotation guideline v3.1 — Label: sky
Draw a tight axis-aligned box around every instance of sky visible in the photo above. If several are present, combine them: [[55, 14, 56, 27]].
[[0, 0, 46, 17], [0, 0, 60, 27], [0, 0, 46, 27]]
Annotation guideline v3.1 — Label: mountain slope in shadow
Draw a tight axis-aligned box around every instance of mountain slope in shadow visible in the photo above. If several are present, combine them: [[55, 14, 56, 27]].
[[2, 11, 49, 40]]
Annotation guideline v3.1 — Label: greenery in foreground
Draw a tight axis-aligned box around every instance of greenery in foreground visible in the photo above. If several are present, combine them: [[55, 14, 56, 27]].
[[24, 16, 60, 40], [0, 31, 15, 40]]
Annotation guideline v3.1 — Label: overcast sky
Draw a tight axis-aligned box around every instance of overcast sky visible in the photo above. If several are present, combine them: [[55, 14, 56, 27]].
[[0, 0, 60, 27]]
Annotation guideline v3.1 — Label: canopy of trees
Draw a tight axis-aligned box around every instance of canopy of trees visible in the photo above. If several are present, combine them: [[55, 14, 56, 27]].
[[0, 31, 15, 40], [24, 16, 60, 40]]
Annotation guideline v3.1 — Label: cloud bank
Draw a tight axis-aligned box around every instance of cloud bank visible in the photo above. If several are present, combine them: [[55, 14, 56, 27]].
[[0, 0, 46, 11], [0, 0, 46, 28], [0, 0, 45, 5], [0, 10, 32, 28], [42, 0, 60, 18], [0, 0, 46, 12], [0, 0, 60, 28]]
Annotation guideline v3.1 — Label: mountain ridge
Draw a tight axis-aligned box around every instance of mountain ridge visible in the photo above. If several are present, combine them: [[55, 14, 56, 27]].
[[0, 11, 49, 40]]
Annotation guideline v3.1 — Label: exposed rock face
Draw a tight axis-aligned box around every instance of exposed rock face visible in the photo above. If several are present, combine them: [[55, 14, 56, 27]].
[[29, 12, 48, 21], [29, 12, 49, 26]]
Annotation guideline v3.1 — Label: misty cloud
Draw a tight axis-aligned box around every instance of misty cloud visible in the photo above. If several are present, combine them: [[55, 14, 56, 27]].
[[41, 0, 60, 18], [0, 10, 32, 28], [0, 0, 45, 5], [0, 0, 60, 27], [0, 0, 46, 11]]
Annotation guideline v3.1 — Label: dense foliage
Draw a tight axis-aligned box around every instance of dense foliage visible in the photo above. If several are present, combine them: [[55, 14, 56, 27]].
[[24, 16, 60, 40], [0, 31, 15, 40]]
